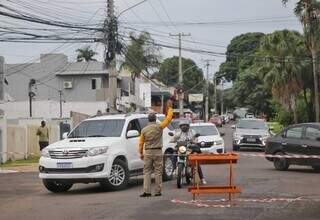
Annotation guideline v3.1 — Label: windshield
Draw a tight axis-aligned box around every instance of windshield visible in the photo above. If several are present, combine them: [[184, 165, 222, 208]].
[[158, 116, 180, 131], [236, 120, 267, 130], [191, 126, 219, 136], [69, 119, 125, 138]]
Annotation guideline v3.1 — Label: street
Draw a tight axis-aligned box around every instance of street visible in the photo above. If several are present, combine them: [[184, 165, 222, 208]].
[[0, 124, 319, 220]]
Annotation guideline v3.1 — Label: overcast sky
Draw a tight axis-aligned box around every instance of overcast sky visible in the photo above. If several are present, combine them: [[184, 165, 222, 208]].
[[0, 0, 302, 78]]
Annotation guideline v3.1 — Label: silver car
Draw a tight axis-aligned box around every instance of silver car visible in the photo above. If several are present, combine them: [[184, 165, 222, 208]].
[[232, 118, 271, 151]]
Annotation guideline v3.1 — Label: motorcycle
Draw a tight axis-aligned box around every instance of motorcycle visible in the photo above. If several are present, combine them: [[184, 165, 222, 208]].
[[175, 135, 201, 188]]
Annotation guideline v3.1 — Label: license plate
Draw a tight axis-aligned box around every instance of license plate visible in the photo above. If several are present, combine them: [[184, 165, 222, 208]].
[[247, 138, 256, 142], [57, 162, 73, 168]]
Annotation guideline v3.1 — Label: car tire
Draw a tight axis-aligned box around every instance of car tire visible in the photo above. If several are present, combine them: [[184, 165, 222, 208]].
[[233, 145, 240, 151], [177, 163, 184, 188], [273, 152, 289, 171], [42, 179, 73, 193], [100, 159, 129, 191], [312, 166, 320, 172], [163, 152, 174, 181]]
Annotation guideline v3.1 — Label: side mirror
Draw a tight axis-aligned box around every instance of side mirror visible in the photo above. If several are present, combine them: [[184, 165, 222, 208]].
[[127, 130, 140, 138], [194, 133, 200, 138], [62, 132, 69, 139], [220, 132, 225, 137], [231, 125, 236, 129], [168, 132, 174, 136]]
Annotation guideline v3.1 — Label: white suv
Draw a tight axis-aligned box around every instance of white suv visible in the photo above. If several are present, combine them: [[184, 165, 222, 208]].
[[39, 114, 175, 193]]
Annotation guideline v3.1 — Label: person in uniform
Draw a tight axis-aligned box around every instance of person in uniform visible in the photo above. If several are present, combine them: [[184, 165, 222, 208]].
[[139, 99, 173, 197], [36, 121, 49, 151]]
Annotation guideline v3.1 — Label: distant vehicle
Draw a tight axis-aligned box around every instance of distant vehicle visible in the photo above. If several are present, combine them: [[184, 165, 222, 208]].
[[232, 118, 271, 151], [209, 116, 223, 127], [190, 123, 225, 153], [265, 123, 320, 171], [245, 113, 255, 118]]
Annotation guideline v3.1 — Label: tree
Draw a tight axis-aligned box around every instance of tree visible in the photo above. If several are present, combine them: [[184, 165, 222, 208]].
[[282, 0, 320, 121], [155, 56, 204, 93], [121, 32, 161, 78], [216, 32, 265, 81], [76, 46, 97, 62], [255, 30, 309, 123]]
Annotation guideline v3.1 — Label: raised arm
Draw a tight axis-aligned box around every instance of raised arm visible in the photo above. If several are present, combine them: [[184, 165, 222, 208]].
[[138, 132, 145, 160], [160, 100, 173, 129]]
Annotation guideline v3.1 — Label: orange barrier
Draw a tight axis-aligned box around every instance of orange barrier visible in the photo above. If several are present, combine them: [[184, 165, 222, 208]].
[[188, 153, 241, 202]]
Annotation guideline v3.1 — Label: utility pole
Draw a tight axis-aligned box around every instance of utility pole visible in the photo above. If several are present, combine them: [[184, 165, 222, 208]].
[[0, 56, 4, 103], [105, 0, 118, 112], [214, 74, 217, 115], [221, 79, 224, 115], [204, 59, 215, 122], [59, 90, 63, 118], [28, 79, 36, 117], [169, 33, 191, 117]]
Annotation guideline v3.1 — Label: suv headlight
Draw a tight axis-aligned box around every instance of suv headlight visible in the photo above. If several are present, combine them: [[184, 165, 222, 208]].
[[260, 135, 270, 142], [214, 140, 224, 145], [86, 146, 108, 157], [233, 133, 243, 140], [41, 148, 50, 158]]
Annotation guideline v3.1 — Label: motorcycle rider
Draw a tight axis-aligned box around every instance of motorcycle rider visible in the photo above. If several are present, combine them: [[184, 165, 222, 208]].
[[172, 119, 207, 184]]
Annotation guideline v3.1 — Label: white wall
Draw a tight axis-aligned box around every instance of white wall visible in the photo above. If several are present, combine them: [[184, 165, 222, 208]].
[[0, 101, 109, 119], [0, 115, 7, 163]]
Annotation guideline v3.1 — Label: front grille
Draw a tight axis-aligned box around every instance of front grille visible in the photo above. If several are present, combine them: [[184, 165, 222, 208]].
[[49, 149, 88, 159], [40, 164, 104, 174], [200, 142, 214, 148], [241, 135, 262, 144]]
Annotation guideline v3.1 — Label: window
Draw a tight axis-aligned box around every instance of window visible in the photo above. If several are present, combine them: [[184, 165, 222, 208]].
[[236, 119, 268, 130], [126, 119, 141, 133], [306, 127, 320, 141], [138, 118, 149, 129], [69, 120, 125, 138], [191, 126, 219, 136], [91, 78, 102, 90], [286, 126, 303, 139]]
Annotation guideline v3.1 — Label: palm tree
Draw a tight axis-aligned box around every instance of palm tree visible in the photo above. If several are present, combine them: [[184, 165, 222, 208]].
[[282, 0, 320, 121], [76, 46, 98, 62], [256, 30, 307, 123]]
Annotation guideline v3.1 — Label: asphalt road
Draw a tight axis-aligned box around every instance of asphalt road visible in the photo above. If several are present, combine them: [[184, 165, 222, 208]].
[[1, 124, 320, 220]]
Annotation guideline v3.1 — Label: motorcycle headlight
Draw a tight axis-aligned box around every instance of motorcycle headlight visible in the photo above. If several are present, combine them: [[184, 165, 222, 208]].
[[178, 146, 187, 154], [41, 148, 50, 158], [86, 146, 108, 157]]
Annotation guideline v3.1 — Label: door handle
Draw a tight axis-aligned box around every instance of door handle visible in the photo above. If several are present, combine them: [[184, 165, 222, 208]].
[[281, 142, 287, 146], [301, 144, 308, 148]]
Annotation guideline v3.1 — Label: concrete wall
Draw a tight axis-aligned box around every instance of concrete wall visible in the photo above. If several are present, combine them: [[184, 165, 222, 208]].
[[7, 125, 26, 160], [0, 101, 109, 119], [0, 115, 7, 163]]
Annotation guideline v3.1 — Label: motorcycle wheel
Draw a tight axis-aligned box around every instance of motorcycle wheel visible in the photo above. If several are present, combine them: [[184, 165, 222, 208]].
[[177, 163, 184, 188], [185, 166, 192, 185]]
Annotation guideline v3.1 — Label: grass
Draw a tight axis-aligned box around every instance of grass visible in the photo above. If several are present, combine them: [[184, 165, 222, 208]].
[[0, 156, 40, 168], [268, 122, 284, 134]]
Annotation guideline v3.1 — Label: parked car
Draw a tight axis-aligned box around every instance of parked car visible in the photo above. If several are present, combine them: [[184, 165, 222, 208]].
[[209, 116, 223, 127], [232, 118, 271, 151], [265, 123, 320, 171], [190, 123, 225, 153], [39, 114, 176, 193]]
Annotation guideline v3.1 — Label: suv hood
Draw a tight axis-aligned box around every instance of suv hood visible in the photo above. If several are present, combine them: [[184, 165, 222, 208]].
[[235, 128, 269, 136], [47, 137, 121, 150], [198, 135, 223, 142]]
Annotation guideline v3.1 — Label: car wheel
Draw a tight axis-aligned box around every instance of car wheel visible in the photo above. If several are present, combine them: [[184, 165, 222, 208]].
[[233, 145, 240, 151], [42, 179, 73, 193], [312, 166, 320, 172], [100, 159, 129, 191], [163, 153, 174, 181], [273, 152, 289, 171]]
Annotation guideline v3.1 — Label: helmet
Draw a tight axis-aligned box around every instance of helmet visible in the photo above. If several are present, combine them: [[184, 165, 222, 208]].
[[179, 119, 190, 127]]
